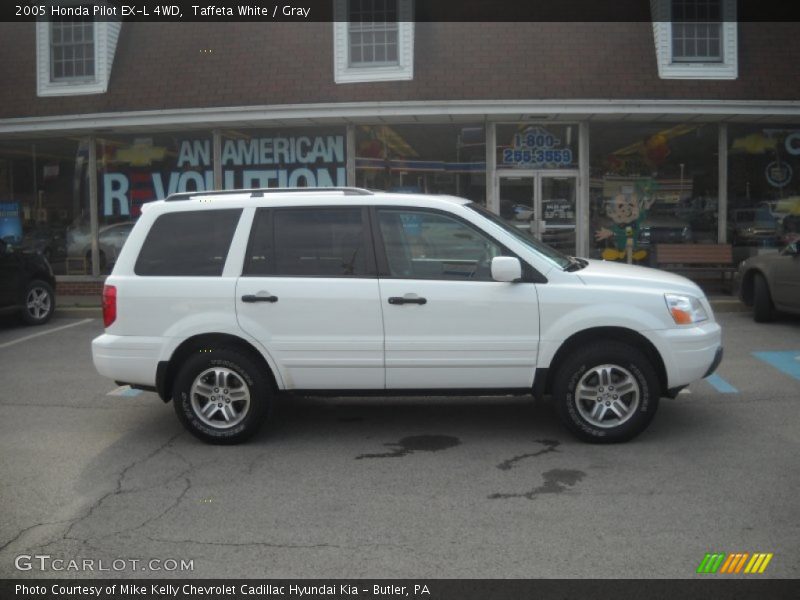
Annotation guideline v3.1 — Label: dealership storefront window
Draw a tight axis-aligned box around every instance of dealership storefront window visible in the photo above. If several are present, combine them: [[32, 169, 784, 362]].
[[90, 127, 347, 274], [220, 127, 347, 189], [495, 123, 580, 255], [588, 123, 718, 264], [0, 137, 90, 275], [728, 124, 800, 256], [354, 124, 486, 203], [5, 116, 800, 285]]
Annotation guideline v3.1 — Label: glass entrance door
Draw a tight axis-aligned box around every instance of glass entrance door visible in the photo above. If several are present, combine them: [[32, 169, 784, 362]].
[[498, 172, 578, 255]]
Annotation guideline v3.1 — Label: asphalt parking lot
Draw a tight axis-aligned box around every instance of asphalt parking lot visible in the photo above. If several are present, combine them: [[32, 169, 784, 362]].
[[0, 311, 798, 579]]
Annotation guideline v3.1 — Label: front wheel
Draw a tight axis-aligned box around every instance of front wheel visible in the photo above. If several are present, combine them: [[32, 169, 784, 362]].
[[21, 280, 55, 325], [172, 348, 271, 444], [552, 342, 660, 443]]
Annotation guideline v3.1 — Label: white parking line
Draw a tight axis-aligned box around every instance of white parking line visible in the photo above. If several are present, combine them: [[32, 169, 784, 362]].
[[0, 318, 94, 349]]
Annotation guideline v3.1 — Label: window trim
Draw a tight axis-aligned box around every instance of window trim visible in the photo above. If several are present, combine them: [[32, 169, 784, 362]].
[[242, 206, 378, 279], [333, 0, 414, 84], [651, 0, 737, 80], [36, 17, 120, 96]]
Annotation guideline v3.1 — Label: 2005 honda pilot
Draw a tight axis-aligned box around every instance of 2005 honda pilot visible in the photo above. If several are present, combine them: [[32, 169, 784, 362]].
[[92, 188, 722, 444]]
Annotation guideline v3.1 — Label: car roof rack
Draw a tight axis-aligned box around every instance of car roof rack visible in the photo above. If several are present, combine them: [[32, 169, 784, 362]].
[[165, 187, 374, 202]]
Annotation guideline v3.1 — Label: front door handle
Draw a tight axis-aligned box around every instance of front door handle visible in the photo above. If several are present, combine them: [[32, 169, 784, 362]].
[[388, 295, 427, 305], [241, 293, 278, 303]]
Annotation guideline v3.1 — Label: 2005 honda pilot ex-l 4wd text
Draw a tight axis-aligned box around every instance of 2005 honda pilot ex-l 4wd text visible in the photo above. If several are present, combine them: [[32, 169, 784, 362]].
[[92, 188, 722, 444]]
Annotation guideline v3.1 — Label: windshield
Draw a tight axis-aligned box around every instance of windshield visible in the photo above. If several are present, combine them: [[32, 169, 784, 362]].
[[466, 202, 572, 269]]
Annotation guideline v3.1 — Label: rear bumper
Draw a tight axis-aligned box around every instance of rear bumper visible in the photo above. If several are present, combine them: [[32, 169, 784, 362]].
[[92, 333, 163, 387]]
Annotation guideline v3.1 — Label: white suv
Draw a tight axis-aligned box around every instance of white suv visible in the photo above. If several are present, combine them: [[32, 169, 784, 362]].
[[92, 188, 722, 444]]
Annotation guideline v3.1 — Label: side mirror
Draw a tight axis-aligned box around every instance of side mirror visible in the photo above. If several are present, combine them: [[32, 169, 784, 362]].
[[491, 256, 522, 283]]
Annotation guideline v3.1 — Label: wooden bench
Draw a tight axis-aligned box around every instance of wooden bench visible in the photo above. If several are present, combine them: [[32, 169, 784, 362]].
[[655, 244, 736, 291]]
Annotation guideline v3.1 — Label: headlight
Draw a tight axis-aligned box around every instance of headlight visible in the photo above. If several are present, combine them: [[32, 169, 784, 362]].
[[665, 293, 709, 325]]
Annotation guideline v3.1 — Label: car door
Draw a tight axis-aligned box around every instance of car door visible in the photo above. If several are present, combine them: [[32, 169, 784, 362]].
[[374, 207, 540, 390], [0, 239, 23, 309], [770, 244, 800, 310], [236, 206, 384, 390]]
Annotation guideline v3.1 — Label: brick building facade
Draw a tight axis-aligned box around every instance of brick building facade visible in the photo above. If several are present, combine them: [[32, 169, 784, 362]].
[[1, 2, 799, 286]]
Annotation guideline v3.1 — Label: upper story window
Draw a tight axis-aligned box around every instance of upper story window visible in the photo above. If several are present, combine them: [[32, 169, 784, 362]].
[[671, 0, 722, 62], [333, 0, 414, 84], [651, 0, 737, 79], [36, 9, 121, 97], [50, 19, 96, 81], [348, 0, 399, 66]]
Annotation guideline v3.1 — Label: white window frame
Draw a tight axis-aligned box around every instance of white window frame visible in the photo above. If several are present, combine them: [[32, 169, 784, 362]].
[[333, 0, 414, 84], [36, 16, 119, 97], [651, 0, 737, 80]]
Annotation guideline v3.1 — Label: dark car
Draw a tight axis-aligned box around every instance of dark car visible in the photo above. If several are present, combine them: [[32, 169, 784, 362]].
[[0, 238, 57, 325], [737, 242, 800, 322], [637, 215, 693, 247], [21, 225, 67, 262]]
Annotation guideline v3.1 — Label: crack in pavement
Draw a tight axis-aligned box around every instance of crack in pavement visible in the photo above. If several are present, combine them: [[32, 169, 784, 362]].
[[3, 432, 186, 557], [0, 519, 76, 554], [496, 439, 561, 471], [60, 431, 186, 542]]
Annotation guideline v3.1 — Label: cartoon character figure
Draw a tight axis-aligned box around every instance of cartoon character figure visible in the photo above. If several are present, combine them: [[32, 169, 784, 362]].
[[595, 189, 655, 262]]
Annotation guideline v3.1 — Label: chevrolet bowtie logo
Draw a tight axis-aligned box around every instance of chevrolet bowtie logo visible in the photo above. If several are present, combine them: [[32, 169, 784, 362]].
[[697, 552, 774, 574]]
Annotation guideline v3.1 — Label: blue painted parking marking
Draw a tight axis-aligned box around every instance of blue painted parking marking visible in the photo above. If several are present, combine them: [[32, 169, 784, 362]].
[[704, 374, 738, 394], [107, 386, 143, 397], [752, 351, 800, 382]]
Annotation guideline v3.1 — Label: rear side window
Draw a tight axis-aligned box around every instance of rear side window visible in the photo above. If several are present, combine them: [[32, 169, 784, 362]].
[[243, 207, 368, 277], [135, 209, 242, 276]]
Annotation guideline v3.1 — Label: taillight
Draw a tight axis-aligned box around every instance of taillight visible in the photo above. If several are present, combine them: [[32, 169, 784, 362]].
[[102, 285, 117, 328]]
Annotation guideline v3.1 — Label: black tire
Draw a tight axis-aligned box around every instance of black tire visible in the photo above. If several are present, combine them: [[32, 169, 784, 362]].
[[552, 342, 660, 443], [172, 348, 272, 444], [20, 279, 55, 326], [752, 272, 774, 323]]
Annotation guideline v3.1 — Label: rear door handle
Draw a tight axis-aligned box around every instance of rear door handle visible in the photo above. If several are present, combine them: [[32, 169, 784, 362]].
[[241, 293, 278, 303], [388, 296, 427, 305]]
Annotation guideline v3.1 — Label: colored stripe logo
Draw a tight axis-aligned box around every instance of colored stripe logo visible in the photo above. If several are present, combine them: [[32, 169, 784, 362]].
[[697, 552, 773, 574]]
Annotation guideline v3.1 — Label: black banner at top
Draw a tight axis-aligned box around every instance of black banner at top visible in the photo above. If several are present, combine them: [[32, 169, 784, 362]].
[[4, 0, 800, 22]]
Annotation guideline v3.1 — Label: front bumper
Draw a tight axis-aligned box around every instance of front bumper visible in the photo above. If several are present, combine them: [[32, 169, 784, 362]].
[[646, 320, 723, 389], [704, 346, 724, 378]]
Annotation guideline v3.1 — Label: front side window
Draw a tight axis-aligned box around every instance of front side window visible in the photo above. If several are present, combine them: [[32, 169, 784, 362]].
[[271, 208, 368, 277], [671, 0, 722, 62], [348, 0, 399, 66], [135, 209, 242, 276], [50, 19, 96, 81], [377, 209, 504, 280]]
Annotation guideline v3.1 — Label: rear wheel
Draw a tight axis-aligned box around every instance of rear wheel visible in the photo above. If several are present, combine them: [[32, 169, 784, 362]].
[[21, 280, 55, 325], [553, 342, 660, 443], [172, 348, 271, 444], [752, 272, 774, 322]]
